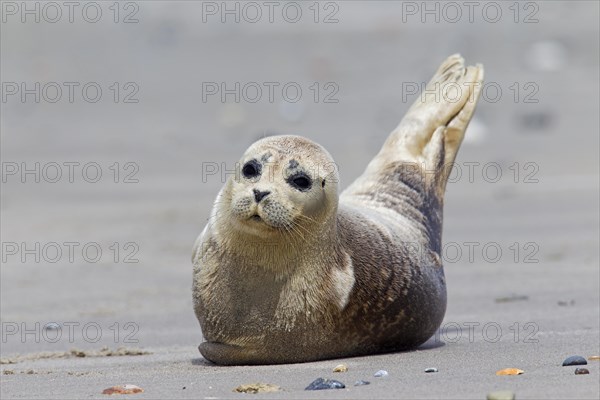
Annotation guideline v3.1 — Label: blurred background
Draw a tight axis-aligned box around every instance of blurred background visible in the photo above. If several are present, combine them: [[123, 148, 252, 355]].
[[1, 1, 599, 397]]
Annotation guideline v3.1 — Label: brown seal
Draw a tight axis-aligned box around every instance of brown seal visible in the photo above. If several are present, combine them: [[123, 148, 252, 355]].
[[193, 54, 484, 364]]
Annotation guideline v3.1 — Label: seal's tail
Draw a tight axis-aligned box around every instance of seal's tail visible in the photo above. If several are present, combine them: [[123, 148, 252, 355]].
[[390, 54, 484, 193], [418, 55, 484, 194]]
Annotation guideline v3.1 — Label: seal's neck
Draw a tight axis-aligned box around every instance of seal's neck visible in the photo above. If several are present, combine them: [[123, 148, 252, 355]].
[[220, 214, 339, 276]]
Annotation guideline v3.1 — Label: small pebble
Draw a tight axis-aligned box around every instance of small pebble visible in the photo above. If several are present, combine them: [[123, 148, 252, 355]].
[[234, 383, 280, 393], [101, 384, 143, 395], [354, 380, 370, 386], [574, 368, 589, 375], [374, 370, 388, 377], [518, 112, 553, 131], [495, 294, 529, 303], [424, 367, 438, 373], [333, 364, 348, 372], [588, 356, 600, 361], [305, 378, 345, 390], [486, 390, 515, 400], [557, 300, 575, 306], [496, 368, 524, 376], [562, 356, 587, 366], [44, 323, 60, 330]]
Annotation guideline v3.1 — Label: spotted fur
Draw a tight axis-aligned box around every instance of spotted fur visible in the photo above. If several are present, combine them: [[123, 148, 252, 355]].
[[193, 55, 484, 364]]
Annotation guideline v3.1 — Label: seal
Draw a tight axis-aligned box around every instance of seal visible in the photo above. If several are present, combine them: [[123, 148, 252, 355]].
[[193, 54, 484, 365]]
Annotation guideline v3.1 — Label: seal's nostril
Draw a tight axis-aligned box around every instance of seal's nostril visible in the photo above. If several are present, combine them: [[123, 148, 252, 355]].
[[253, 189, 271, 203]]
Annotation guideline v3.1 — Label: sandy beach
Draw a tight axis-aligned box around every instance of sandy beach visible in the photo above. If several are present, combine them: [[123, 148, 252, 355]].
[[1, 1, 599, 398]]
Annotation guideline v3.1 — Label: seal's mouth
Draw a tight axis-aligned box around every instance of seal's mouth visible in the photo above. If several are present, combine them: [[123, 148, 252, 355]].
[[245, 213, 278, 230]]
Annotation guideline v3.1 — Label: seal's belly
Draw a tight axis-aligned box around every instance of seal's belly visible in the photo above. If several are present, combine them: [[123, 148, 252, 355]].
[[200, 257, 445, 358]]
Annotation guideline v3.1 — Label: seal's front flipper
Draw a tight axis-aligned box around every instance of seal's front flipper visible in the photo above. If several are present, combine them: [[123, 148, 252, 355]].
[[199, 342, 264, 366]]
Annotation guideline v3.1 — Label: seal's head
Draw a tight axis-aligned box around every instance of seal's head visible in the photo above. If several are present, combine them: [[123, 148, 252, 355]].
[[221, 135, 339, 237]]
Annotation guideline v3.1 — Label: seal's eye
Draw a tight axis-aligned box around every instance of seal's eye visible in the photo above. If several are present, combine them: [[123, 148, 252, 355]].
[[242, 160, 261, 178], [288, 173, 312, 191]]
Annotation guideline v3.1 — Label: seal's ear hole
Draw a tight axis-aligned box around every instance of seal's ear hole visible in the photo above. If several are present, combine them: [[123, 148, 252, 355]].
[[321, 179, 326, 188]]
